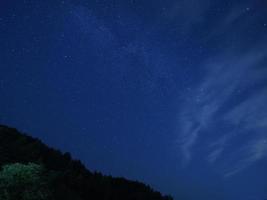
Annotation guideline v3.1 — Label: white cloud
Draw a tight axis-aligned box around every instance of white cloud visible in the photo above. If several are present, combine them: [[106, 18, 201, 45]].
[[177, 49, 267, 176], [223, 137, 267, 177], [224, 90, 267, 131], [207, 147, 224, 163], [207, 135, 231, 163]]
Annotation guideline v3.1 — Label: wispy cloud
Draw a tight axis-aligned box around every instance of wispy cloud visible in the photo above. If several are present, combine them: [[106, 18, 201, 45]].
[[177, 49, 267, 176], [223, 137, 267, 177], [207, 134, 230, 163]]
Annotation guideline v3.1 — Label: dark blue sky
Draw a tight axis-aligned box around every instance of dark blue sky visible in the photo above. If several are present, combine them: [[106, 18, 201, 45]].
[[1, 0, 267, 199]]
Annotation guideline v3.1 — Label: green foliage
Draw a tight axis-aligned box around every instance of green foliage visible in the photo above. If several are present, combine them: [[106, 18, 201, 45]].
[[0, 163, 52, 200]]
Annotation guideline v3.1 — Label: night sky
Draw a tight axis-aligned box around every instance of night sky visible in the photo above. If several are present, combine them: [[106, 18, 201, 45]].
[[1, 0, 267, 199]]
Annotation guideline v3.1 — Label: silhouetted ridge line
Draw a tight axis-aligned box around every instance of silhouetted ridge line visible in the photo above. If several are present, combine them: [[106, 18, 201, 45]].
[[0, 125, 173, 200]]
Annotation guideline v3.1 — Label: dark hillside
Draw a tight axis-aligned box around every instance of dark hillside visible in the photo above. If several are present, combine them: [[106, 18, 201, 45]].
[[0, 125, 173, 200]]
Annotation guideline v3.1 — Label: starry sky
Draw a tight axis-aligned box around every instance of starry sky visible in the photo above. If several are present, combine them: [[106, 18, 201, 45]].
[[1, 0, 267, 199]]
